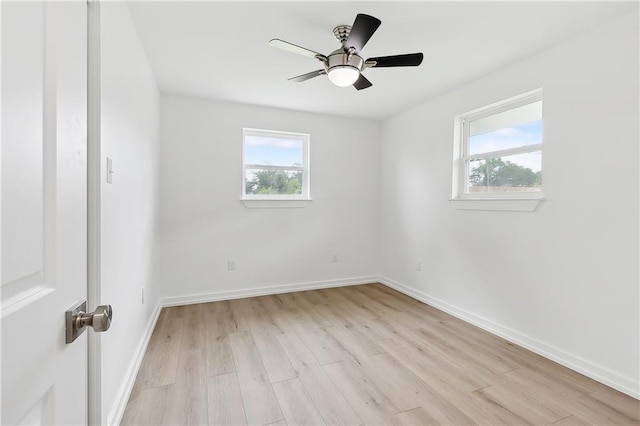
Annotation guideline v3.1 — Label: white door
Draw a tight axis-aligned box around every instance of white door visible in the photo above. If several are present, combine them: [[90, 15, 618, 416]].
[[1, 2, 89, 424]]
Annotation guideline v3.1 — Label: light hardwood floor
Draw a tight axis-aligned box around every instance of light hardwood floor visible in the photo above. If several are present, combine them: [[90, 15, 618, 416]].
[[121, 284, 640, 425]]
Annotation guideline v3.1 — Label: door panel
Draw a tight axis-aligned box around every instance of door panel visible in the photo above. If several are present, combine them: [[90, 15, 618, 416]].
[[1, 0, 46, 307], [1, 2, 88, 424]]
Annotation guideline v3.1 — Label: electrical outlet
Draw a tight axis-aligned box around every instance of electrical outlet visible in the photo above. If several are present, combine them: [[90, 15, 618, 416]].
[[228, 260, 236, 271], [416, 261, 422, 272], [141, 287, 145, 304], [332, 254, 339, 263]]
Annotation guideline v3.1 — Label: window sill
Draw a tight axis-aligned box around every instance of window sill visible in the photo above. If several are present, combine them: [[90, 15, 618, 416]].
[[449, 197, 543, 212], [241, 199, 312, 209]]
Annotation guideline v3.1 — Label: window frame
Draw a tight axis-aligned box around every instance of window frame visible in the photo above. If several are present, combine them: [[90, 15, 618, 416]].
[[241, 128, 310, 201], [453, 89, 544, 201]]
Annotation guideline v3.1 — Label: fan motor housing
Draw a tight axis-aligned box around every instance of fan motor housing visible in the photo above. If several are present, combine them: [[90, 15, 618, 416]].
[[326, 50, 364, 73]]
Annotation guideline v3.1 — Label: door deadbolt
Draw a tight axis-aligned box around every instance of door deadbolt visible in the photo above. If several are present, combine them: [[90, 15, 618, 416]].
[[65, 301, 113, 344]]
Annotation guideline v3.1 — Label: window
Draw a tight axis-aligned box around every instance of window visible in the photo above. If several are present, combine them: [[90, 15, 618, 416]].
[[454, 89, 543, 200], [242, 128, 310, 200]]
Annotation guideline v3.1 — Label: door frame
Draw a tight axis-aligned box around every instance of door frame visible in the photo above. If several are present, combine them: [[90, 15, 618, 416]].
[[87, 0, 103, 424]]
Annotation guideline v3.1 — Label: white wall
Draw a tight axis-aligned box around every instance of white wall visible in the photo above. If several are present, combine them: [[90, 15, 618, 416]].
[[159, 95, 380, 301], [380, 10, 639, 397], [99, 3, 160, 423]]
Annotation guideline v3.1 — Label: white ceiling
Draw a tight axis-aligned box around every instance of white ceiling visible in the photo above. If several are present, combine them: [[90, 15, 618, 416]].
[[127, 1, 637, 120]]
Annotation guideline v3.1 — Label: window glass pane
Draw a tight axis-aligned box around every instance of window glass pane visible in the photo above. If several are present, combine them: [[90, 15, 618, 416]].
[[467, 151, 542, 193], [244, 135, 303, 167], [469, 120, 543, 156], [469, 100, 541, 136], [245, 168, 303, 195]]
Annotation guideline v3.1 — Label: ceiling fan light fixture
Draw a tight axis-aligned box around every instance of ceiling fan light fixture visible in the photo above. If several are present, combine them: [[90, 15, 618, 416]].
[[327, 65, 360, 87], [269, 13, 424, 91]]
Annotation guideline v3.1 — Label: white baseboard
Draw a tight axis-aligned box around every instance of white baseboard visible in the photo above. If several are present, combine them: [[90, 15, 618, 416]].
[[161, 275, 379, 307], [379, 275, 640, 400], [108, 301, 163, 426]]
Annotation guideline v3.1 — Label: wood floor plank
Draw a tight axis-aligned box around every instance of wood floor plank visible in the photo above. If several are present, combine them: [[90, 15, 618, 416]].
[[382, 310, 432, 331], [246, 313, 284, 336], [228, 307, 251, 332], [319, 301, 358, 329], [209, 299, 231, 314], [296, 327, 347, 365], [357, 285, 414, 313], [323, 290, 377, 323], [582, 389, 640, 422], [324, 325, 385, 364], [276, 331, 320, 366], [163, 348, 208, 425], [351, 285, 404, 314], [435, 321, 523, 374], [311, 303, 355, 328], [270, 307, 307, 333], [291, 293, 334, 328], [133, 307, 184, 390], [210, 310, 238, 336], [376, 337, 530, 424], [229, 297, 257, 318], [251, 295, 278, 313], [404, 327, 500, 388], [229, 331, 283, 425], [356, 316, 405, 342], [362, 353, 477, 425], [251, 330, 297, 383], [359, 354, 421, 413], [553, 414, 592, 425], [248, 296, 272, 316], [277, 332, 362, 426], [392, 407, 441, 426], [323, 359, 399, 425], [207, 372, 247, 426], [121, 384, 174, 425], [272, 293, 298, 310], [273, 378, 326, 426], [503, 367, 587, 403], [299, 289, 330, 306], [472, 383, 568, 424], [367, 284, 438, 316], [205, 310, 236, 376], [568, 392, 640, 425], [181, 303, 207, 350], [206, 335, 235, 377], [211, 309, 247, 334], [336, 286, 397, 318], [413, 324, 516, 375], [264, 420, 288, 426], [377, 335, 488, 393], [482, 370, 573, 421]]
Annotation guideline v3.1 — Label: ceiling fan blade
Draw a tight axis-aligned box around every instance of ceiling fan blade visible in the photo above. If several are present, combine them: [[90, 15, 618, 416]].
[[269, 39, 324, 59], [346, 14, 381, 52], [288, 69, 326, 82], [353, 74, 372, 90], [367, 53, 424, 68]]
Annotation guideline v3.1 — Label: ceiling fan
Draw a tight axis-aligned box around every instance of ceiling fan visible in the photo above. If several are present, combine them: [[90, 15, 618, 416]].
[[269, 13, 424, 90]]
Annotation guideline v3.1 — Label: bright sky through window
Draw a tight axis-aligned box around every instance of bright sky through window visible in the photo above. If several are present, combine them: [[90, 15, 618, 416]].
[[244, 135, 303, 166], [469, 120, 543, 172]]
